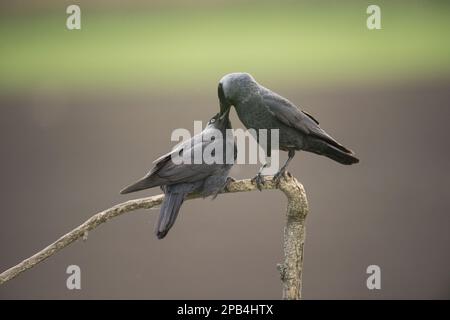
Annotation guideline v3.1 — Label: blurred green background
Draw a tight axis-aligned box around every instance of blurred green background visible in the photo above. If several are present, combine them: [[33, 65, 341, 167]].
[[1, 0, 449, 93], [1, 0, 450, 300]]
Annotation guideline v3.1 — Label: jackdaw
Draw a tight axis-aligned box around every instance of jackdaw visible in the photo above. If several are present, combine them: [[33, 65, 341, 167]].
[[120, 110, 236, 239], [217, 72, 358, 188]]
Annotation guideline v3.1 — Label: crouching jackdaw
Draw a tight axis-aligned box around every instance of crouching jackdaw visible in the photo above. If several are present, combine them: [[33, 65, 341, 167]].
[[120, 110, 236, 239]]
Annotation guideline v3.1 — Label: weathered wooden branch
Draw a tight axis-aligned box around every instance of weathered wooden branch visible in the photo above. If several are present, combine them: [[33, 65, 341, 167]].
[[0, 174, 308, 299]]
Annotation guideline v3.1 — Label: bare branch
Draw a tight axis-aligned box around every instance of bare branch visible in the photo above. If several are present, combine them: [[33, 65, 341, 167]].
[[0, 175, 308, 299]]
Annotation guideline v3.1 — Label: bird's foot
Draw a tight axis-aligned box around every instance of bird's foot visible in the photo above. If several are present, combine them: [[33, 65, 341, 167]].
[[251, 173, 266, 191], [211, 177, 236, 200], [272, 168, 289, 187], [224, 176, 236, 192]]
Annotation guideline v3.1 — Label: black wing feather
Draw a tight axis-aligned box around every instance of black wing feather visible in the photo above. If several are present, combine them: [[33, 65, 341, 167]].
[[261, 90, 353, 154]]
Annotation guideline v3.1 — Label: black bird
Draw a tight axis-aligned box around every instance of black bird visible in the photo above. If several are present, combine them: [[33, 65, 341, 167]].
[[120, 110, 236, 239], [217, 72, 359, 188]]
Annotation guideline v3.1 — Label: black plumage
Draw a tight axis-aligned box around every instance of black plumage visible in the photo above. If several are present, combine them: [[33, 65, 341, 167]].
[[218, 72, 358, 186], [120, 111, 235, 239]]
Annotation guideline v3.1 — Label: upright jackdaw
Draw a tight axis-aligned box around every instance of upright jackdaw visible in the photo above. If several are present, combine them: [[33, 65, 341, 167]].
[[218, 72, 358, 188]]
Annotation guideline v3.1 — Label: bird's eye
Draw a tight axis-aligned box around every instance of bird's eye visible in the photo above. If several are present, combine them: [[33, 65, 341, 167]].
[[210, 118, 216, 123]]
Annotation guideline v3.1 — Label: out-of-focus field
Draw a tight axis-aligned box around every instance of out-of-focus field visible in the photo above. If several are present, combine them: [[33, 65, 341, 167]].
[[1, 1, 450, 299], [1, 1, 450, 92]]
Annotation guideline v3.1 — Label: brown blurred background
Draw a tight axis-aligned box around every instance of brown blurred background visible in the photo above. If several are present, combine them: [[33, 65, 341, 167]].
[[0, 0, 449, 299]]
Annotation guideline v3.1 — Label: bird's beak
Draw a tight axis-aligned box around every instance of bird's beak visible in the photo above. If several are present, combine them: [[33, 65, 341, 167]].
[[218, 83, 231, 117], [219, 106, 231, 121], [220, 103, 231, 118]]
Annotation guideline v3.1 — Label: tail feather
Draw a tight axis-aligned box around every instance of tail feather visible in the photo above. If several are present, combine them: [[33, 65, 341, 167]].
[[311, 131, 354, 154], [120, 176, 163, 194], [307, 138, 359, 165], [155, 190, 186, 239]]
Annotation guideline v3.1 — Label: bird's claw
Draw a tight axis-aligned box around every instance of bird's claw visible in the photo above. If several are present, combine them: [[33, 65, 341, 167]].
[[224, 176, 236, 192], [251, 173, 266, 191], [210, 177, 237, 200], [272, 169, 288, 187]]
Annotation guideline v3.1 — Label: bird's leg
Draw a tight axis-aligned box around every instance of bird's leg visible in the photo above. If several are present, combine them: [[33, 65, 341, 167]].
[[251, 161, 270, 191], [273, 150, 295, 186]]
